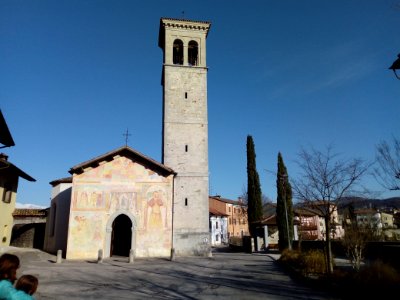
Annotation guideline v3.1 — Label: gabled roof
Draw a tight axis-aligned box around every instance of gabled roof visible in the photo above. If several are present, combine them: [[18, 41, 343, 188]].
[[49, 177, 73, 187], [209, 195, 246, 206], [68, 146, 176, 177], [0, 157, 35, 181], [294, 207, 321, 217], [354, 208, 379, 215], [0, 110, 15, 148], [260, 215, 277, 226]]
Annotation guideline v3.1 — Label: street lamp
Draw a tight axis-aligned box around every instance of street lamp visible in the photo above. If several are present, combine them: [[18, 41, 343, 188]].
[[389, 53, 400, 80], [280, 174, 292, 250]]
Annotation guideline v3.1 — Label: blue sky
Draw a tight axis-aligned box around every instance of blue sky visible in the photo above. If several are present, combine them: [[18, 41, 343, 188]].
[[1, 0, 399, 207]]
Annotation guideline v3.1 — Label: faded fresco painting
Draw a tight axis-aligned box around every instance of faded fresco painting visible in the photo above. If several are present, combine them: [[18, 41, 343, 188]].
[[66, 156, 173, 259], [135, 185, 172, 257], [67, 212, 106, 258]]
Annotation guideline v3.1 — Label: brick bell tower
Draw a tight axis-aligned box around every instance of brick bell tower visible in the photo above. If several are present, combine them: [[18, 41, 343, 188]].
[[159, 18, 211, 256]]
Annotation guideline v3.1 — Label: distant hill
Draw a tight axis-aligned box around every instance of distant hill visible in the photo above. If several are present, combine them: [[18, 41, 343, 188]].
[[267, 197, 400, 215], [337, 196, 400, 212], [15, 203, 47, 209]]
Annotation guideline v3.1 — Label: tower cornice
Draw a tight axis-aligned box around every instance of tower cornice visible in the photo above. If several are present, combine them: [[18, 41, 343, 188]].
[[159, 18, 211, 49], [160, 17, 211, 33]]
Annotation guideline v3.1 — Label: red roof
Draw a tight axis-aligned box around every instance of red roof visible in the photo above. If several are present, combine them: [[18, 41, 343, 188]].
[[209, 195, 246, 206], [209, 207, 229, 216], [13, 209, 47, 217]]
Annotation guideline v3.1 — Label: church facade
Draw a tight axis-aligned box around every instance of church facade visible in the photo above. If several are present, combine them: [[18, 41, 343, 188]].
[[44, 17, 211, 259]]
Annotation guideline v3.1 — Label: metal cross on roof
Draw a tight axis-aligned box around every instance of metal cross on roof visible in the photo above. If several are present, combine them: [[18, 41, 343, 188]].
[[123, 128, 131, 146]]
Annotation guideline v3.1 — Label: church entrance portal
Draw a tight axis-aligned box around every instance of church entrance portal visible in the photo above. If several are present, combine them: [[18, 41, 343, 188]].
[[111, 214, 132, 257]]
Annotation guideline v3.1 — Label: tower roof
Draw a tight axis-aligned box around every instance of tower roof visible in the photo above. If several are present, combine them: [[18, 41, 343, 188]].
[[158, 17, 211, 48]]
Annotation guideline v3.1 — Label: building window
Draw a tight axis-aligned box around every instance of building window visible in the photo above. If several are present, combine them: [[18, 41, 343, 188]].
[[2, 183, 12, 204], [216, 234, 219, 241], [229, 218, 232, 225], [185, 145, 188, 152], [173, 39, 184, 65], [216, 222, 219, 229], [185, 92, 188, 99], [188, 40, 198, 66], [233, 219, 236, 225], [228, 207, 231, 212], [185, 198, 188, 206]]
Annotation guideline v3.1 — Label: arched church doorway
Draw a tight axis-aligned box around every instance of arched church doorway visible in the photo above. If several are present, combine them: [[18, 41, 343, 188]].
[[110, 214, 132, 257]]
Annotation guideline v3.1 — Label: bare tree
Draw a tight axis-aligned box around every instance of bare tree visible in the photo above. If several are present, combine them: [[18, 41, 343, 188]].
[[342, 226, 375, 271], [373, 136, 400, 191], [240, 185, 271, 206], [340, 203, 379, 271], [292, 145, 370, 274]]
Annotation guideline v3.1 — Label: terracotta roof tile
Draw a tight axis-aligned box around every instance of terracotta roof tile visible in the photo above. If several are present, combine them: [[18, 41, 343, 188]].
[[13, 209, 47, 217]]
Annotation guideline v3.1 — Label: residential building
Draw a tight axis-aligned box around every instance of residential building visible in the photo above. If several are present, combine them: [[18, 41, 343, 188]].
[[354, 208, 399, 239], [355, 208, 382, 229], [209, 196, 249, 238], [294, 208, 323, 240], [11, 208, 47, 249], [209, 206, 228, 245], [0, 110, 35, 247], [295, 201, 344, 241]]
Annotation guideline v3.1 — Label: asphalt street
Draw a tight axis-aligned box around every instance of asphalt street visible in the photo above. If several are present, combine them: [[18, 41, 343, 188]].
[[1, 247, 340, 300]]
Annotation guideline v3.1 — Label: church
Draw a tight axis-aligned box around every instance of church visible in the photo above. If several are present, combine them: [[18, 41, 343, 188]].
[[44, 17, 212, 260]]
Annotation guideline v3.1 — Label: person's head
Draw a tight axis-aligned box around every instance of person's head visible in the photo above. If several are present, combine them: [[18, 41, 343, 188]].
[[15, 275, 38, 296], [0, 253, 20, 283]]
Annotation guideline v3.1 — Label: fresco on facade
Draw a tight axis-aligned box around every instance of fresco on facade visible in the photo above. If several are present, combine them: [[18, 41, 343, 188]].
[[72, 156, 168, 183], [71, 189, 137, 212], [67, 212, 105, 257], [145, 186, 167, 229], [135, 185, 172, 257], [67, 156, 173, 259]]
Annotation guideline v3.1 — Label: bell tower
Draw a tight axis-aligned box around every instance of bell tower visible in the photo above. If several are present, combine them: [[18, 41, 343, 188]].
[[159, 18, 211, 256]]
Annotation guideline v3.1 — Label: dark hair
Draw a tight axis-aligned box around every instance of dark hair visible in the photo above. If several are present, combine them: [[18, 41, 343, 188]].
[[0, 253, 20, 281], [15, 275, 38, 295]]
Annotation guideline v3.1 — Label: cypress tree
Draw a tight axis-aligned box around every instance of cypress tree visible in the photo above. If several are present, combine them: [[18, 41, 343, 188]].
[[276, 152, 294, 251], [246, 135, 263, 237]]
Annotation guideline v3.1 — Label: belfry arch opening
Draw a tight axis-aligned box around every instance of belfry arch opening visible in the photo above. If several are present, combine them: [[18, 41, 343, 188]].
[[111, 214, 132, 257], [188, 41, 198, 66], [173, 39, 184, 65]]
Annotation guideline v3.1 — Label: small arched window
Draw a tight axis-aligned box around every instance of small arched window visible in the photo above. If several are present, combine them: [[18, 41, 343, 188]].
[[188, 41, 198, 66], [173, 39, 184, 65]]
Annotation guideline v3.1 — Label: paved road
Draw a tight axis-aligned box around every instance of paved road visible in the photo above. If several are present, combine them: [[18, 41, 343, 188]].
[[1, 247, 340, 300]]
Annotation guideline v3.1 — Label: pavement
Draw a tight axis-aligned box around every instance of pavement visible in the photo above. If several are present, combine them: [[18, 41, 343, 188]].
[[0, 246, 341, 300]]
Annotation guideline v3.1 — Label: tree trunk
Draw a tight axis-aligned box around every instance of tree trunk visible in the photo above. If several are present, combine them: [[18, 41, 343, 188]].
[[325, 215, 334, 274]]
